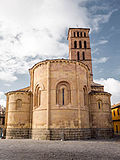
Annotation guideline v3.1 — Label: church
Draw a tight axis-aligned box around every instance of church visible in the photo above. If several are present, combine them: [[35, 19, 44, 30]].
[[5, 28, 113, 140]]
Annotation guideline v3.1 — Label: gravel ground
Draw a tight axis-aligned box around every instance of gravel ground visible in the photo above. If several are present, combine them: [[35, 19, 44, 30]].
[[0, 139, 120, 160]]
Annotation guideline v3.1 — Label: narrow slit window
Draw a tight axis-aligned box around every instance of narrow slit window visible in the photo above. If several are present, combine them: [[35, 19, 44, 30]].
[[81, 32, 82, 37], [62, 88, 64, 105], [84, 32, 86, 37], [38, 90, 41, 106], [77, 32, 79, 37], [84, 41, 87, 49], [74, 32, 76, 37], [77, 52, 80, 61], [98, 102, 101, 109], [74, 41, 77, 49], [82, 52, 85, 60]]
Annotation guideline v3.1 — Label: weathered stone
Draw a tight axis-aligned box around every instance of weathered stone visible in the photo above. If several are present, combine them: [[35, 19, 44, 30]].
[[5, 28, 113, 140]]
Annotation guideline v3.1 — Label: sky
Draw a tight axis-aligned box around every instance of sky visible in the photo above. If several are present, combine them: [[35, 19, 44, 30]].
[[0, 0, 120, 106]]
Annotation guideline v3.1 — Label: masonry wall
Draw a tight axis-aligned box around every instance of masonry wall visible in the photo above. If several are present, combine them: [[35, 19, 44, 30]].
[[89, 93, 113, 138], [31, 60, 91, 140], [6, 92, 31, 139]]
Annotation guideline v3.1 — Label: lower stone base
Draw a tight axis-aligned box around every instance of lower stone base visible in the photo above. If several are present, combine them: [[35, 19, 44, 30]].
[[32, 128, 50, 140], [6, 128, 113, 140], [32, 128, 91, 140], [91, 128, 113, 139], [6, 128, 31, 139]]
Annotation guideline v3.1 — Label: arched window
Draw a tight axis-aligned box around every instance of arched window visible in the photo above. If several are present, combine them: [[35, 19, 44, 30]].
[[97, 100, 102, 109], [74, 32, 76, 37], [98, 101, 101, 109], [16, 99, 22, 109], [82, 52, 85, 60], [77, 32, 79, 37], [80, 32, 82, 37], [79, 41, 82, 48], [34, 85, 41, 108], [84, 41, 87, 49], [38, 90, 41, 106], [77, 52, 80, 61], [84, 32, 86, 37], [62, 88, 65, 105], [83, 86, 87, 106], [74, 41, 77, 48], [56, 81, 71, 106]]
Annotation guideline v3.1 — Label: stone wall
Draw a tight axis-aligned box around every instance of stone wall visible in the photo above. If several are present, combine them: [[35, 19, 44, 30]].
[[91, 128, 113, 139], [5, 91, 32, 139], [32, 128, 91, 140], [6, 128, 31, 139], [30, 60, 91, 131], [89, 91, 113, 138]]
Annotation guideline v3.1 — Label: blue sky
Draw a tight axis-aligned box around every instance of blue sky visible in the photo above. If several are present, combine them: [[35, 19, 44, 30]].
[[0, 0, 120, 106]]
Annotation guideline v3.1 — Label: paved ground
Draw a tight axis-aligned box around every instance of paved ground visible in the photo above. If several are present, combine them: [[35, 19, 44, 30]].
[[0, 139, 120, 160]]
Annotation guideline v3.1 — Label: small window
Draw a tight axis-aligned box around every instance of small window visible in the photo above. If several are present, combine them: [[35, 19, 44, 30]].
[[74, 41, 77, 49], [97, 100, 102, 109], [74, 32, 76, 37], [38, 90, 41, 106], [82, 52, 85, 60], [62, 88, 64, 105], [16, 99, 22, 109], [77, 52, 80, 61], [77, 32, 79, 37], [113, 110, 115, 116], [84, 32, 86, 37], [79, 41, 82, 48], [80, 32, 82, 37], [84, 41, 87, 49], [98, 102, 101, 109], [56, 81, 71, 106], [117, 109, 119, 115]]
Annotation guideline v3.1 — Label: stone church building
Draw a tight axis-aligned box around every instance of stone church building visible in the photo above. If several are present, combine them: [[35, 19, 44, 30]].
[[5, 28, 113, 140]]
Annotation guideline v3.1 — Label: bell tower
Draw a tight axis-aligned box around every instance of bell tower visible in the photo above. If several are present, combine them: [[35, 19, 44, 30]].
[[68, 28, 93, 79]]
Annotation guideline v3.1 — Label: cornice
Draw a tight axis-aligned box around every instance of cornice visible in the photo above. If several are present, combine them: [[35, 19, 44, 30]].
[[89, 91, 111, 96], [29, 59, 90, 72]]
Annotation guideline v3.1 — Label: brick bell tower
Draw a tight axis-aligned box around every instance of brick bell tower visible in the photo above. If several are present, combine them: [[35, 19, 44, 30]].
[[68, 28, 93, 80]]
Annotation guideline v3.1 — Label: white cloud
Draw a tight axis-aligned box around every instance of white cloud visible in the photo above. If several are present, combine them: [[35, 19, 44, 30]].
[[4, 83, 11, 87], [0, 99, 6, 107], [93, 57, 109, 64], [0, 91, 6, 107], [91, 9, 117, 31], [91, 39, 108, 55], [0, 71, 17, 82], [94, 78, 120, 105], [97, 40, 108, 45], [0, 0, 115, 82], [0, 91, 4, 96]]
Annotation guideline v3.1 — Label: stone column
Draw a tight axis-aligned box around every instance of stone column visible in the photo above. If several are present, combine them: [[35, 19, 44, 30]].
[[29, 93, 33, 138], [76, 63, 81, 128], [47, 61, 50, 129]]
